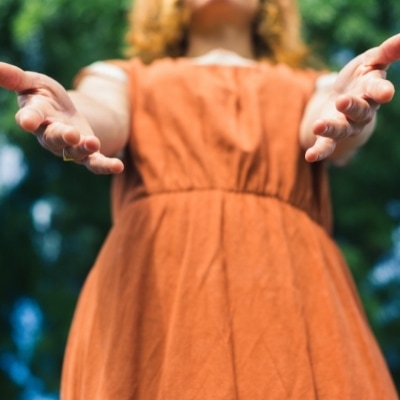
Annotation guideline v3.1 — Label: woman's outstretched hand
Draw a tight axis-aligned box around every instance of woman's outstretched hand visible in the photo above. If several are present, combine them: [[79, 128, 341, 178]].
[[304, 33, 400, 164], [0, 62, 124, 174]]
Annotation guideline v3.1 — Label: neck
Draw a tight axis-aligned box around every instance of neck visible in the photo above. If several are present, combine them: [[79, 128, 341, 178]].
[[186, 24, 255, 59]]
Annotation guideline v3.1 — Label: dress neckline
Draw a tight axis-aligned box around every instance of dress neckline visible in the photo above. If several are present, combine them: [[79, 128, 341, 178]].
[[190, 49, 257, 67]]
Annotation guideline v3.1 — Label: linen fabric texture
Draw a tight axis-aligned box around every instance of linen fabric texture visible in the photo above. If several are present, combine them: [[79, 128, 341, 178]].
[[61, 58, 398, 399]]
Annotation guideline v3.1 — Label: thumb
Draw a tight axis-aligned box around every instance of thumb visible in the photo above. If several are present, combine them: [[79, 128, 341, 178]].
[[364, 33, 400, 69], [0, 62, 38, 93]]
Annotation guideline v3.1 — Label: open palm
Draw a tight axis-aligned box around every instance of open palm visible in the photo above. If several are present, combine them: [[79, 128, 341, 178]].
[[306, 34, 400, 162], [0, 62, 124, 174]]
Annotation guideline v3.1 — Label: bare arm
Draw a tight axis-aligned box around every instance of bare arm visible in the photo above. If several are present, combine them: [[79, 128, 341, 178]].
[[68, 67, 130, 157], [300, 34, 400, 165]]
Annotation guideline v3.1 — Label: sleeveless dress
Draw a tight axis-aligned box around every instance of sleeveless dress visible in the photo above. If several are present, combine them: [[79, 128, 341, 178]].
[[61, 56, 398, 399]]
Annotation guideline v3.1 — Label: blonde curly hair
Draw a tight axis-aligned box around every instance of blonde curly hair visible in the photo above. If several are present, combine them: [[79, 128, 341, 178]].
[[125, 0, 309, 67]]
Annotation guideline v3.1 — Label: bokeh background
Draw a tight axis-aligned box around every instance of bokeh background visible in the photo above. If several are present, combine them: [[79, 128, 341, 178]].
[[1, 0, 400, 398]]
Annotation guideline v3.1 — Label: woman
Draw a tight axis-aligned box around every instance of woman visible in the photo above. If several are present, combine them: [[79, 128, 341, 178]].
[[0, 0, 399, 398]]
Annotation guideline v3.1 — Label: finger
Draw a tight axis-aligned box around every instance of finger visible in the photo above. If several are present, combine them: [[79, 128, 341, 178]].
[[82, 152, 124, 175], [15, 106, 46, 132], [0, 62, 74, 111], [61, 137, 101, 161], [313, 116, 353, 142], [305, 136, 336, 163], [364, 78, 395, 104], [364, 33, 400, 69], [33, 121, 81, 151], [46, 122, 85, 147], [336, 95, 376, 123], [62, 148, 124, 174]]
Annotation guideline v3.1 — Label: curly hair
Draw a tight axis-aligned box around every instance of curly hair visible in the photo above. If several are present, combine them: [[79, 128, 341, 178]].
[[125, 0, 309, 67]]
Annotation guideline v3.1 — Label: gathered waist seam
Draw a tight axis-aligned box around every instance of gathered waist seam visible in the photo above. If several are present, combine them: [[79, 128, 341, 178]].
[[120, 186, 328, 232]]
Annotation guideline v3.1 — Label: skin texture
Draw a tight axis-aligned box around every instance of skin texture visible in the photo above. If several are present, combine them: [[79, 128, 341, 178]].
[[300, 36, 398, 164], [185, 0, 257, 59], [0, 63, 127, 174], [0, 0, 399, 173]]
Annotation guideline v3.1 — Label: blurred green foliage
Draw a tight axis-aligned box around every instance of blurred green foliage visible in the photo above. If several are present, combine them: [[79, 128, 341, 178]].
[[300, 0, 400, 382], [0, 0, 400, 398], [0, 0, 130, 397]]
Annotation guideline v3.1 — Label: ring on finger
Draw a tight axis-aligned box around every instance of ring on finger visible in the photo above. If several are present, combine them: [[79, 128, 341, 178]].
[[62, 148, 74, 162]]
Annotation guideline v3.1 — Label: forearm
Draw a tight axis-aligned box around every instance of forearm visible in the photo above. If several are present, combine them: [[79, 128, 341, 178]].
[[67, 90, 129, 156]]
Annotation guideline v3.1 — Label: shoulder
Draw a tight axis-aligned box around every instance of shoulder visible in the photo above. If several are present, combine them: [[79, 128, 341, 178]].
[[256, 63, 326, 98], [74, 58, 155, 85], [74, 61, 129, 87], [81, 61, 129, 82], [105, 57, 182, 75]]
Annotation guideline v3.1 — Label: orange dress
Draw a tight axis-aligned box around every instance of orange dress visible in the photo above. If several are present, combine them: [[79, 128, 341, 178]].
[[61, 58, 398, 399]]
